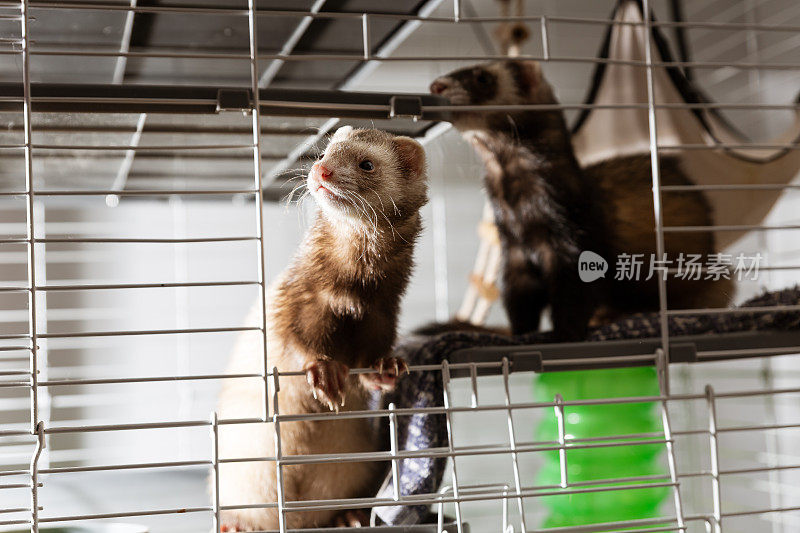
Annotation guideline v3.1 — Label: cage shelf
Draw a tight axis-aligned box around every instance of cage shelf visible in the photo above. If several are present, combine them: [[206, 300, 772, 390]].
[[0, 82, 450, 121], [449, 329, 800, 376]]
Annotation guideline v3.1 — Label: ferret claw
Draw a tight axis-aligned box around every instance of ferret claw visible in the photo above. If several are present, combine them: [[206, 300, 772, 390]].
[[360, 356, 409, 392], [304, 359, 349, 411], [379, 356, 408, 377]]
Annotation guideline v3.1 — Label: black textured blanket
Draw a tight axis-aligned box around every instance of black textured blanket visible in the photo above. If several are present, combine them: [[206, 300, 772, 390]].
[[372, 286, 800, 525]]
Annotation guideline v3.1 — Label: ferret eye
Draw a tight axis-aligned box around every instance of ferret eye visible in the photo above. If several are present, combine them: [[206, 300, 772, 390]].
[[359, 160, 374, 171], [476, 71, 489, 84]]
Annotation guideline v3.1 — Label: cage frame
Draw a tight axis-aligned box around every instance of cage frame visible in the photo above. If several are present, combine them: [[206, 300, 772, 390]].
[[0, 0, 799, 531]]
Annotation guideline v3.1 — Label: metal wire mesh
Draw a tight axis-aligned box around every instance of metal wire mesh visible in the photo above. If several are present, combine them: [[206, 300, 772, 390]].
[[0, 0, 799, 532]]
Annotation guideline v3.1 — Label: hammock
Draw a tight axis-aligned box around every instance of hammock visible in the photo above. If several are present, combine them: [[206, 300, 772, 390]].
[[572, 0, 800, 250], [457, 0, 800, 324]]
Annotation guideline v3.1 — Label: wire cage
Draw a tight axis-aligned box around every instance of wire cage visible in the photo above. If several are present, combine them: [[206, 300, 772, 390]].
[[1, 0, 800, 532]]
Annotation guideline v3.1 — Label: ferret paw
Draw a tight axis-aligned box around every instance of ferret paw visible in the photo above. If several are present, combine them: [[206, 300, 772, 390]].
[[334, 509, 369, 527], [359, 356, 408, 392], [305, 359, 349, 411]]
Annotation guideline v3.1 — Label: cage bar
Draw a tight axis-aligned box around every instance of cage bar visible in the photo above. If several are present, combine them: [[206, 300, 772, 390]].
[[0, 1, 798, 532]]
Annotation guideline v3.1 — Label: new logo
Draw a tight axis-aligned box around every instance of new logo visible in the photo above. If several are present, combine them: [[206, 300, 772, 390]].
[[578, 251, 608, 282]]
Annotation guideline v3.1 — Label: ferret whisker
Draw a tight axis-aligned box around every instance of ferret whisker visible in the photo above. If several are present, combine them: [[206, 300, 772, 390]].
[[359, 193, 381, 236], [283, 174, 308, 185], [358, 232, 369, 263], [296, 191, 313, 229], [354, 194, 379, 238], [359, 197, 380, 237], [365, 186, 386, 213], [274, 167, 307, 180], [338, 189, 363, 214], [296, 196, 307, 221], [385, 212, 408, 243], [363, 187, 402, 241], [365, 187, 408, 243], [284, 182, 308, 204], [339, 190, 373, 261], [340, 189, 369, 221], [282, 186, 309, 212], [296, 188, 311, 205], [356, 190, 379, 225], [340, 190, 374, 232]]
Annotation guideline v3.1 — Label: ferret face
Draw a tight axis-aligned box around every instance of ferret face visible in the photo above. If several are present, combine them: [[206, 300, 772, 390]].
[[430, 60, 553, 130], [308, 126, 428, 228]]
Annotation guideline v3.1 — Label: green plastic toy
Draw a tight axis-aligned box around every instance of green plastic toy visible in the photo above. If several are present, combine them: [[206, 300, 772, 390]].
[[534, 367, 669, 528]]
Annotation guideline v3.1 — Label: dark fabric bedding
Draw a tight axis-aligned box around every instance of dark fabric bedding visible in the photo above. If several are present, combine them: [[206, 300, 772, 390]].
[[372, 286, 800, 525]]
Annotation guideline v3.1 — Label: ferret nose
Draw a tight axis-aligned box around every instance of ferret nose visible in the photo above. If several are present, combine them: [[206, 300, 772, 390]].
[[311, 162, 332, 181], [430, 79, 449, 95]]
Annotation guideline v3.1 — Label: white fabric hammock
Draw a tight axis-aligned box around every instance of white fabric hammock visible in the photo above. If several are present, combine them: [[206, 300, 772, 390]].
[[457, 0, 800, 324], [572, 0, 800, 250]]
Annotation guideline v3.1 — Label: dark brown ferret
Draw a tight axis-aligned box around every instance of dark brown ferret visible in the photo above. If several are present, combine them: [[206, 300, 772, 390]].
[[215, 126, 428, 531], [431, 60, 732, 339]]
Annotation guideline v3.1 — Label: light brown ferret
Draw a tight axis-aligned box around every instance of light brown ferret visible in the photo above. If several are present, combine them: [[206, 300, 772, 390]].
[[214, 126, 428, 531]]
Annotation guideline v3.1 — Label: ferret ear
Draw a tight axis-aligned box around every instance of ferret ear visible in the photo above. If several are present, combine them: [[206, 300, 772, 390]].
[[392, 136, 426, 178], [331, 125, 354, 143], [512, 60, 543, 95]]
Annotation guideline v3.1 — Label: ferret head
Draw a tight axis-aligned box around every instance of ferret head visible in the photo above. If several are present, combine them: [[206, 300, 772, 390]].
[[308, 126, 428, 230], [430, 60, 556, 130]]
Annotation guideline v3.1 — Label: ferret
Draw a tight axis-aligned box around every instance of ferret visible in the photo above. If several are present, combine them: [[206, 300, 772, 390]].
[[431, 60, 732, 339], [215, 126, 428, 531]]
